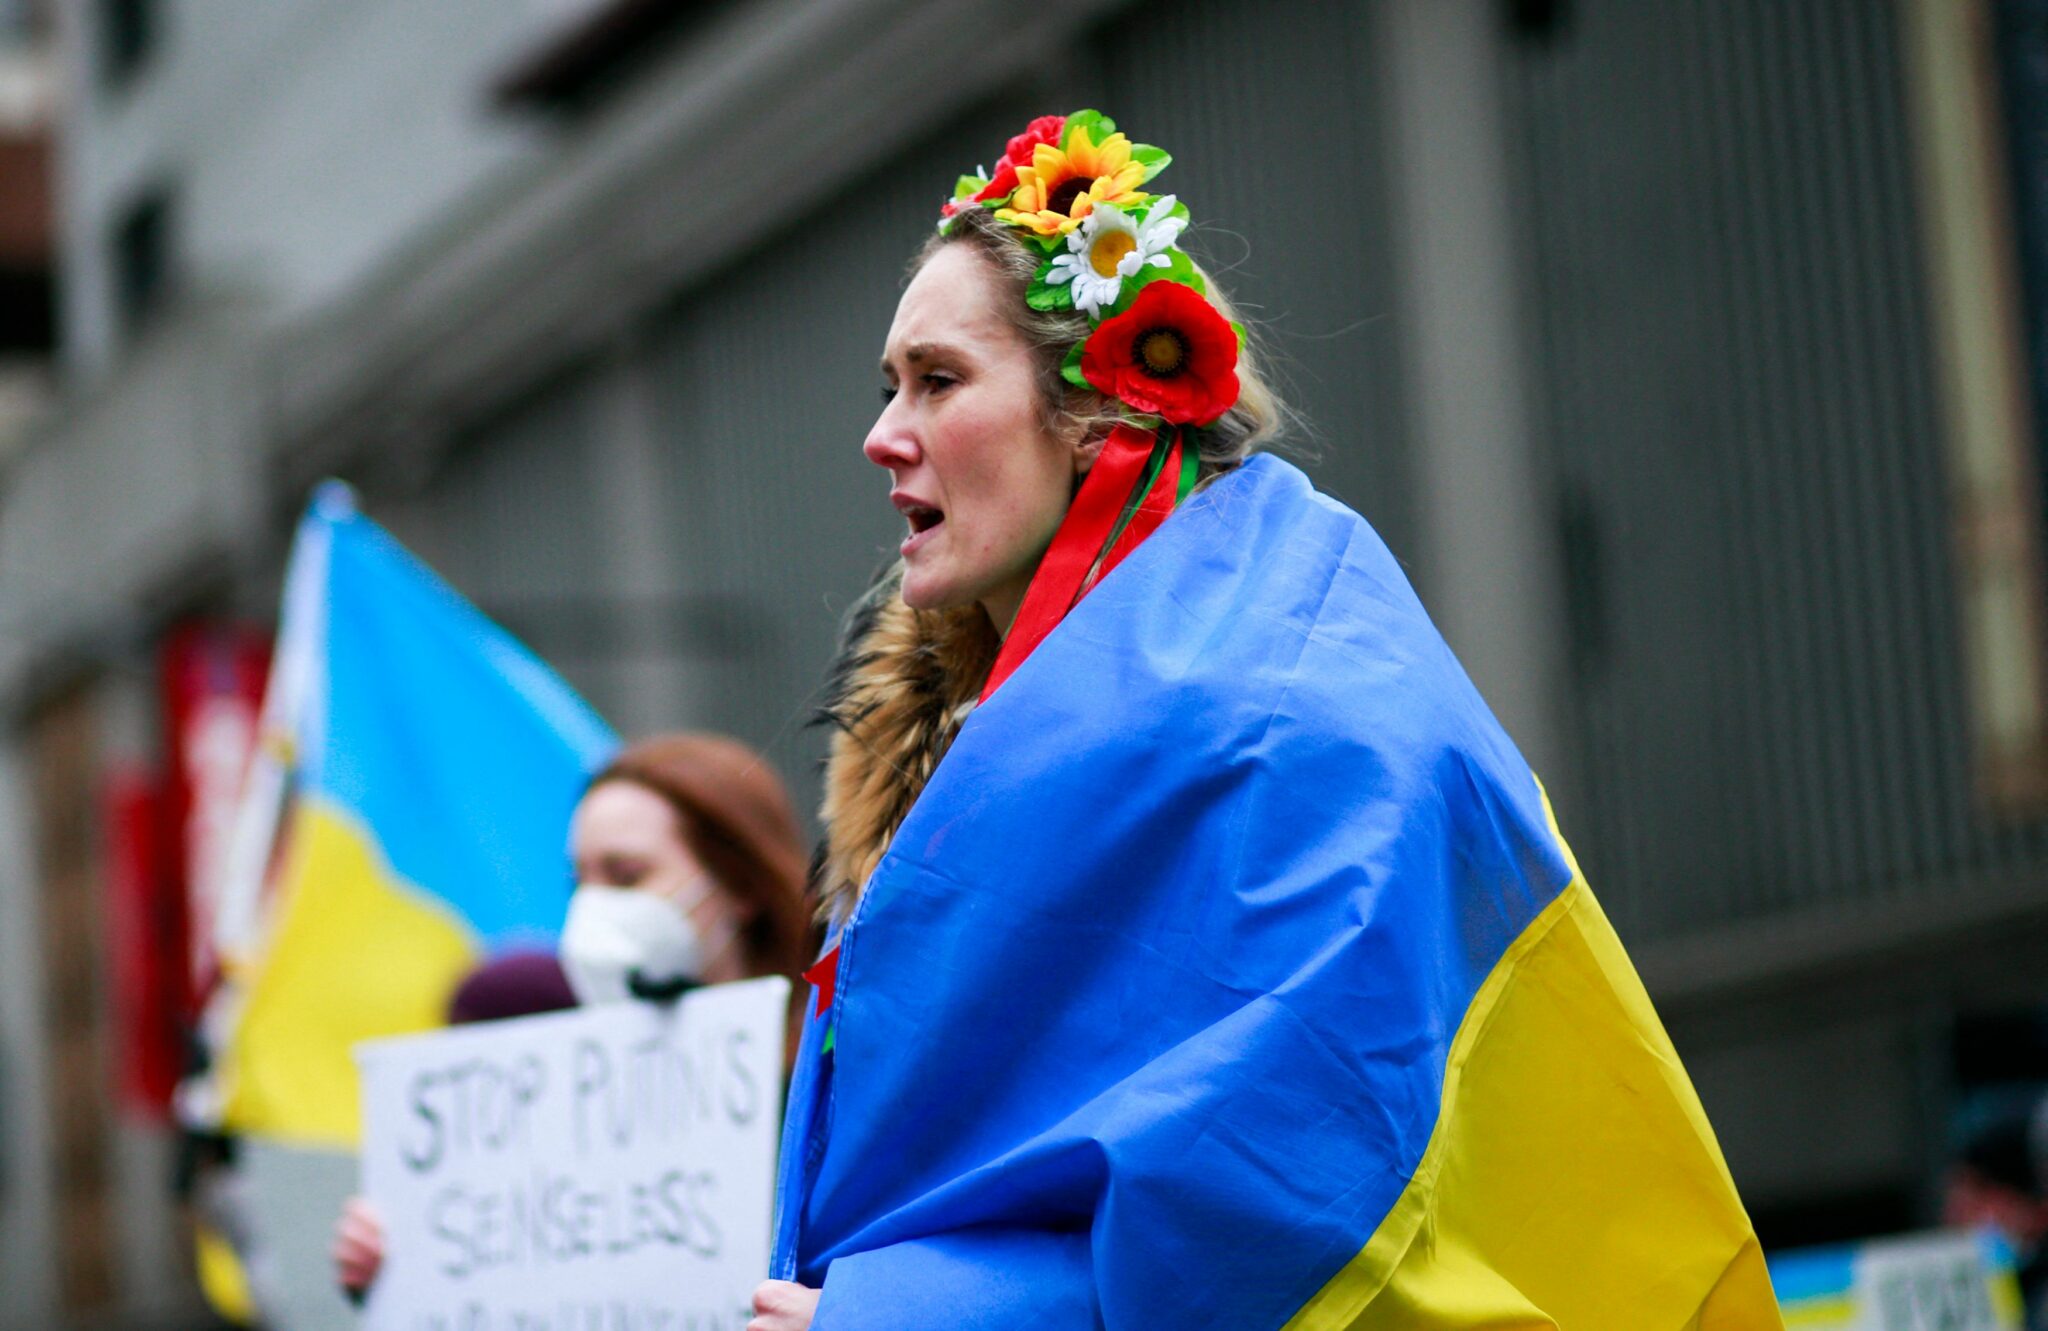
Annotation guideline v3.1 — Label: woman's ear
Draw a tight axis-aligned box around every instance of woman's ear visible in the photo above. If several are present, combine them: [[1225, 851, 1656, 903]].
[[1073, 426, 1109, 477]]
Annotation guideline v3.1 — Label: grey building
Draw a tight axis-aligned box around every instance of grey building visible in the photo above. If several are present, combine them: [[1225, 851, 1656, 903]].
[[0, 0, 2039, 1325]]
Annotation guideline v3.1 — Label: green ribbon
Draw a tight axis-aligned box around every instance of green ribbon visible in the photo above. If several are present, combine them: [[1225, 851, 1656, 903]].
[[1098, 426, 1177, 561]]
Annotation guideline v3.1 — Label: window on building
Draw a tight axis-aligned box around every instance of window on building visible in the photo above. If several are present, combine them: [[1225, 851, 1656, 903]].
[[0, 128, 52, 356], [111, 186, 172, 335], [97, 0, 155, 90], [0, 267, 52, 353]]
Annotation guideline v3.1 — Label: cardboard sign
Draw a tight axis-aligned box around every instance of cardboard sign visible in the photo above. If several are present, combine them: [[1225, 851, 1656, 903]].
[[356, 977, 789, 1331], [1768, 1228, 2026, 1330]]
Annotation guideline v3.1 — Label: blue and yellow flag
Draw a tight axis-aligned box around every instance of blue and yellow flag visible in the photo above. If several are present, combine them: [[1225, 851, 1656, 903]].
[[216, 484, 615, 1146], [772, 456, 1780, 1327]]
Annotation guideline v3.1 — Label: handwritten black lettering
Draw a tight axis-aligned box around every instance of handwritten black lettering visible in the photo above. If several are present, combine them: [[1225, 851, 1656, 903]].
[[572, 1040, 612, 1155], [685, 1172, 721, 1260], [428, 1186, 475, 1279], [403, 1068, 447, 1173], [722, 1031, 758, 1125]]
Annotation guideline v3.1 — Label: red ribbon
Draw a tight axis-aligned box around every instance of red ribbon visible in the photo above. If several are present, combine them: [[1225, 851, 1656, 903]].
[[1084, 431, 1184, 599], [980, 423, 1176, 704], [803, 944, 840, 1018]]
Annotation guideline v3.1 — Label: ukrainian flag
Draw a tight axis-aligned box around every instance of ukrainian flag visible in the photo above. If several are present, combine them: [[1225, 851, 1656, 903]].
[[773, 456, 1780, 1327], [215, 484, 615, 1146]]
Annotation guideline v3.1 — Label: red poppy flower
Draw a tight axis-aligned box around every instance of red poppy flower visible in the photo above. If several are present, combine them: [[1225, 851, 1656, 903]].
[[972, 160, 1020, 204], [942, 115, 1067, 218], [1004, 115, 1067, 168], [1080, 281, 1240, 425]]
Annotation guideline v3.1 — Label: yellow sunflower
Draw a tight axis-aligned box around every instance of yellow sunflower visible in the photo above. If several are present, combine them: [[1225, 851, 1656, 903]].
[[995, 124, 1152, 237]]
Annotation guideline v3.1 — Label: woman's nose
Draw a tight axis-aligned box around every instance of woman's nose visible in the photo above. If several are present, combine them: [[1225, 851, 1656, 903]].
[[863, 409, 919, 471]]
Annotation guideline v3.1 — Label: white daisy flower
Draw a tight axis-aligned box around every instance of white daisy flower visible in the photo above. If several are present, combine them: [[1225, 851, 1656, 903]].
[[1045, 196, 1189, 317]]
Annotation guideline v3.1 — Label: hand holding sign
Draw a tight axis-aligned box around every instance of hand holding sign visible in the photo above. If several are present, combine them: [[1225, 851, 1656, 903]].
[[333, 1196, 385, 1300], [746, 1280, 820, 1331], [356, 977, 788, 1331]]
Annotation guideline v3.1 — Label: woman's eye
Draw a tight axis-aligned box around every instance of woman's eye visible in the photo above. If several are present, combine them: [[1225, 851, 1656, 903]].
[[922, 373, 956, 393], [880, 385, 898, 404]]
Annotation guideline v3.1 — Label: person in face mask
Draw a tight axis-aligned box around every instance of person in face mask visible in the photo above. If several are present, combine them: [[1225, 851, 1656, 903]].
[[561, 732, 815, 1006], [334, 731, 815, 1302]]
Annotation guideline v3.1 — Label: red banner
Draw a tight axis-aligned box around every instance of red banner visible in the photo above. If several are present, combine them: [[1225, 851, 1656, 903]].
[[99, 623, 270, 1119], [102, 766, 182, 1116], [160, 622, 270, 1008]]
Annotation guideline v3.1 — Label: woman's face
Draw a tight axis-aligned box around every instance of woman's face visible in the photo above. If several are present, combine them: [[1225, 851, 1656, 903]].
[[569, 779, 753, 984], [864, 243, 1096, 631]]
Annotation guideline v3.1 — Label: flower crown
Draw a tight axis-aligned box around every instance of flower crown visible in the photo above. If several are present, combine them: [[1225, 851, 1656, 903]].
[[940, 110, 1242, 429]]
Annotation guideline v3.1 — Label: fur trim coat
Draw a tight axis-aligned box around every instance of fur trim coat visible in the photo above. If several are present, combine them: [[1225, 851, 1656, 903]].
[[813, 565, 997, 923]]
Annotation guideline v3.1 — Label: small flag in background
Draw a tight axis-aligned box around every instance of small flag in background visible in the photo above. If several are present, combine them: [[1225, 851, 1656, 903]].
[[212, 482, 615, 1146]]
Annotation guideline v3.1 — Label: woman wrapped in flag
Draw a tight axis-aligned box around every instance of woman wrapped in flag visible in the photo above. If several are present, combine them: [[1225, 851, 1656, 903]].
[[750, 112, 1783, 1330]]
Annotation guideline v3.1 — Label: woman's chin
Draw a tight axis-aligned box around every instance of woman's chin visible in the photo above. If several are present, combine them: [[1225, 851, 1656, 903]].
[[899, 569, 970, 612]]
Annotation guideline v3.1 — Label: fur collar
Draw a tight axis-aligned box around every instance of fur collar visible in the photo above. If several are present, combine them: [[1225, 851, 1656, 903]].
[[814, 566, 998, 924]]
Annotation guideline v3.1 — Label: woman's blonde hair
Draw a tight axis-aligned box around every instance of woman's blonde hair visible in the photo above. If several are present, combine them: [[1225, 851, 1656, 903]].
[[913, 207, 1285, 477]]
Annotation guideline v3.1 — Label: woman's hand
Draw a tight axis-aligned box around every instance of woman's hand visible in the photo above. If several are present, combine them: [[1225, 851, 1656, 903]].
[[331, 1196, 385, 1302], [748, 1279, 821, 1331]]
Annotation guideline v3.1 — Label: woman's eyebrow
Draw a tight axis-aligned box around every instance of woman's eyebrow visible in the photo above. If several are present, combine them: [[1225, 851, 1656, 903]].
[[880, 341, 966, 379]]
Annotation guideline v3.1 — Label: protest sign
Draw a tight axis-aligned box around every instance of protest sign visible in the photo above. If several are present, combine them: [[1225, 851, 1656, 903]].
[[1768, 1228, 2025, 1330], [356, 976, 789, 1331]]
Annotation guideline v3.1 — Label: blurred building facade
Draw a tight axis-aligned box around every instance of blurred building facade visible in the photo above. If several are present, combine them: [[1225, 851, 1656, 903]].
[[1, 0, 2044, 1324]]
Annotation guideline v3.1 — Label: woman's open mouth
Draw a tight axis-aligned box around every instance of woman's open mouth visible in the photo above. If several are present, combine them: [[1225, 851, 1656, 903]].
[[895, 495, 945, 555]]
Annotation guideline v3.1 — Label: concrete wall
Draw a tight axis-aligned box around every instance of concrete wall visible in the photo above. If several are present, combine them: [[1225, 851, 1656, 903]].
[[51, 0, 592, 378]]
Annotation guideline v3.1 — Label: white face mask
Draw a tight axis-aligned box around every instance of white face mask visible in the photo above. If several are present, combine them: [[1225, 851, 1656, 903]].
[[558, 884, 714, 1006]]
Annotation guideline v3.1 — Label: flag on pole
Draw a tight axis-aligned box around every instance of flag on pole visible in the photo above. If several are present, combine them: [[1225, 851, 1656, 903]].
[[212, 483, 615, 1146]]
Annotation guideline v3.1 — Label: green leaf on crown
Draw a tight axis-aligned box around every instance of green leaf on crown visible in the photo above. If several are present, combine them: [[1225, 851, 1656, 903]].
[[1131, 145, 1172, 183], [953, 174, 987, 202], [1063, 109, 1115, 150], [1062, 339, 1090, 389], [1026, 258, 1076, 312], [1109, 250, 1206, 313]]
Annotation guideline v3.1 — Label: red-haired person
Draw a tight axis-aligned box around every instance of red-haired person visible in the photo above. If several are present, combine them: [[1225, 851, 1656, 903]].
[[334, 732, 814, 1300]]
